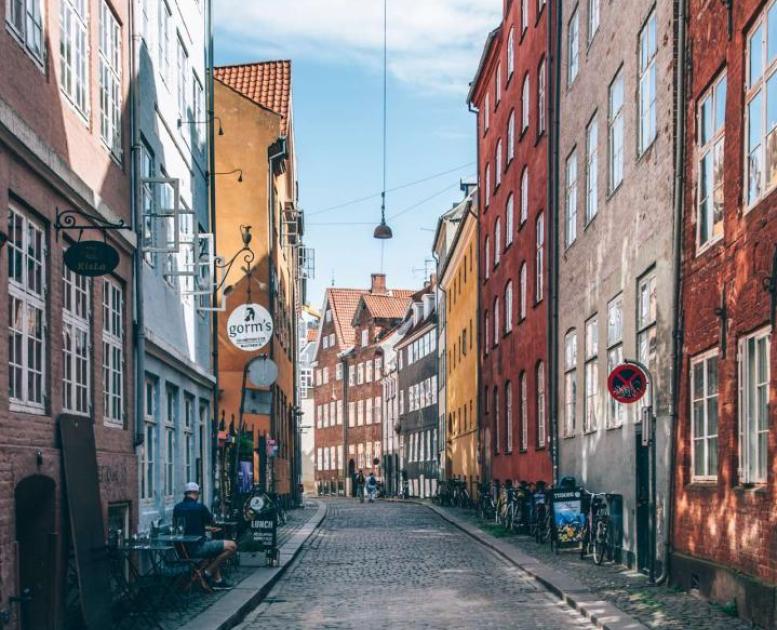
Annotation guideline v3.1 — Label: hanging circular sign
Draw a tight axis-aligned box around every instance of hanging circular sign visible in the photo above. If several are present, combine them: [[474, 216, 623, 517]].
[[227, 303, 273, 351], [247, 356, 279, 387], [64, 241, 119, 277], [607, 364, 648, 404]]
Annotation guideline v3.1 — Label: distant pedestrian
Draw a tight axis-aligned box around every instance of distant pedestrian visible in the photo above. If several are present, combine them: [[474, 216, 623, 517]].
[[356, 470, 366, 503], [366, 473, 378, 503]]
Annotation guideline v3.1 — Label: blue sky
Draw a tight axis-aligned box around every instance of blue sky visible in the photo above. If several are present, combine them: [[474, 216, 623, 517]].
[[215, 1, 500, 309]]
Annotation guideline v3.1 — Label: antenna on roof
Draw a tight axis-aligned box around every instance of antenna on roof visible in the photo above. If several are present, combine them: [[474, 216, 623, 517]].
[[330, 269, 335, 287]]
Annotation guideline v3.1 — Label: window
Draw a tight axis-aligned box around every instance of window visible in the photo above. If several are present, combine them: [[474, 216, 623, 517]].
[[697, 73, 726, 248], [141, 380, 156, 500], [586, 117, 599, 222], [8, 208, 45, 410], [505, 382, 513, 452], [63, 261, 90, 416], [158, 0, 172, 83], [637, 272, 657, 413], [568, 7, 579, 84], [99, 2, 122, 156], [484, 236, 490, 279], [537, 362, 546, 447], [494, 388, 500, 454], [176, 35, 189, 120], [9, 0, 43, 60], [496, 63, 502, 105], [505, 281, 513, 333], [140, 142, 156, 266], [519, 262, 527, 319], [565, 149, 578, 246], [494, 218, 501, 266], [507, 27, 515, 78], [505, 194, 514, 244], [565, 330, 577, 436], [493, 298, 500, 346], [538, 58, 546, 134], [584, 316, 599, 432], [484, 310, 490, 352], [535, 213, 544, 302], [361, 329, 368, 347], [521, 74, 530, 132], [60, 0, 90, 115], [607, 296, 625, 427], [192, 73, 205, 150], [484, 164, 491, 208], [518, 373, 528, 450], [336, 363, 343, 380], [484, 92, 490, 131], [609, 70, 625, 190], [588, 0, 600, 44], [738, 327, 770, 484], [521, 0, 529, 32], [639, 11, 657, 153], [508, 111, 515, 162], [184, 395, 194, 483], [495, 140, 503, 187], [515, 169, 526, 227], [365, 360, 373, 383], [691, 351, 719, 480]]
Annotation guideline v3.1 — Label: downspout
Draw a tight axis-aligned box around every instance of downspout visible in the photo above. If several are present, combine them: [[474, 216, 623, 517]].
[[129, 0, 145, 449], [547, 0, 563, 486], [657, 0, 687, 586]]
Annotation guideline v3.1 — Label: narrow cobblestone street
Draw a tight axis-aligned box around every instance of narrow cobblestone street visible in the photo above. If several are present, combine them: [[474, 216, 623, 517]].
[[237, 499, 595, 629]]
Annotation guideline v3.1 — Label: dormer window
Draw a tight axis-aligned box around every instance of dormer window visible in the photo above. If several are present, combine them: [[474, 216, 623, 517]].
[[361, 329, 368, 346]]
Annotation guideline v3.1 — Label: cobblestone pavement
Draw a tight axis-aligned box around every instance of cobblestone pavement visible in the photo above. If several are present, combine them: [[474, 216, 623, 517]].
[[435, 504, 753, 630], [238, 498, 595, 630]]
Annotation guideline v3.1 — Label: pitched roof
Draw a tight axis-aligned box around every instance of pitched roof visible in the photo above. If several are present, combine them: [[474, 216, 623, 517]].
[[326, 288, 368, 348], [360, 293, 413, 321], [214, 61, 292, 135]]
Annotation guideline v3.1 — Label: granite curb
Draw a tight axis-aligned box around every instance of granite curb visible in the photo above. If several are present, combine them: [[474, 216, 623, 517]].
[[179, 500, 327, 630]]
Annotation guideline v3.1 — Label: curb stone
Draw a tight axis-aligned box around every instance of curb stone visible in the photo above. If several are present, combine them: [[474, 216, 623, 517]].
[[179, 500, 327, 630]]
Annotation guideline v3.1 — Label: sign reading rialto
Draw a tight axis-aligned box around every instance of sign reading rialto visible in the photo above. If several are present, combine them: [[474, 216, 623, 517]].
[[64, 241, 120, 277], [227, 303, 273, 351]]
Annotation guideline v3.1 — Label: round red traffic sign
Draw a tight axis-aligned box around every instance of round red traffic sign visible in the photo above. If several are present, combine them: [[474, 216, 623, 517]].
[[607, 364, 648, 404]]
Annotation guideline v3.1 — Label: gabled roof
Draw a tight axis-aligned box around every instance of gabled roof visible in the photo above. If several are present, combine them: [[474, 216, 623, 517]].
[[326, 288, 368, 348], [214, 61, 292, 135], [467, 26, 501, 105], [358, 293, 413, 322]]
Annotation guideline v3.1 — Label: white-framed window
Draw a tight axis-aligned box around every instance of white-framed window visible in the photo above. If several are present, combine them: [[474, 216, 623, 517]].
[[140, 141, 156, 266], [738, 327, 771, 484], [484, 310, 490, 353], [565, 148, 578, 247], [103, 279, 124, 426], [535, 213, 544, 302], [493, 298, 500, 346], [584, 315, 599, 432], [62, 261, 90, 416], [316, 447, 322, 471], [588, 0, 600, 44], [697, 73, 726, 249], [184, 394, 194, 483], [520, 372, 528, 450], [365, 360, 373, 383], [158, 0, 172, 83], [99, 1, 122, 156], [141, 376, 157, 500], [537, 362, 546, 447], [507, 26, 515, 78], [508, 111, 515, 162], [607, 296, 625, 427], [638, 10, 657, 154], [176, 34, 189, 120], [505, 381, 513, 453], [60, 0, 90, 115], [519, 262, 527, 320], [505, 281, 513, 333], [328, 333, 335, 346], [538, 58, 546, 134], [609, 69, 625, 191], [568, 7, 579, 84], [8, 0, 43, 61], [494, 387, 500, 454], [522, 74, 530, 132], [336, 363, 343, 380], [496, 63, 502, 105], [505, 194, 514, 244], [357, 363, 364, 384], [565, 329, 577, 436], [8, 208, 45, 411], [637, 271, 657, 413], [484, 164, 491, 208], [691, 350, 719, 481], [495, 140, 503, 187], [361, 329, 368, 347], [484, 235, 490, 279], [375, 356, 382, 377], [484, 92, 490, 131], [192, 72, 205, 150], [494, 218, 501, 266], [520, 167, 529, 224], [586, 116, 599, 222], [521, 0, 529, 33], [323, 366, 329, 384]]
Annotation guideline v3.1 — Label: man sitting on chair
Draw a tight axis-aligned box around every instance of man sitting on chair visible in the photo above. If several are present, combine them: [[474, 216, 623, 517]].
[[173, 482, 237, 590]]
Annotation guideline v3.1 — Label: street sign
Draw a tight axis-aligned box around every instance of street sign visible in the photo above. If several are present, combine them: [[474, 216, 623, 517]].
[[64, 241, 119, 277], [227, 303, 273, 351], [607, 364, 648, 404], [242, 388, 272, 415], [247, 357, 279, 387]]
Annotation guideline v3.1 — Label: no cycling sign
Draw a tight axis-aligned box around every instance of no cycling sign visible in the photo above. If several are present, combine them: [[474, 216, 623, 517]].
[[227, 303, 273, 351]]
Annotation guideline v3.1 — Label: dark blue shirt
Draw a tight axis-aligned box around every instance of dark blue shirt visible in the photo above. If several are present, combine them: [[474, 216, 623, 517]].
[[172, 497, 214, 538]]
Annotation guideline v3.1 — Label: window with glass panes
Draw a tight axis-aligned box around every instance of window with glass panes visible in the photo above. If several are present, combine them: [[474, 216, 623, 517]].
[[564, 330, 577, 436], [588, 0, 600, 44], [521, 167, 529, 223], [176, 35, 189, 119], [192, 72, 205, 150], [493, 298, 500, 346], [99, 1, 122, 155], [586, 116, 599, 222], [637, 272, 657, 415], [568, 7, 579, 84], [638, 11, 657, 153], [184, 395, 194, 483], [520, 372, 528, 450], [494, 218, 501, 266], [142, 377, 157, 499], [158, 0, 172, 83], [691, 351, 719, 480], [496, 141, 503, 187], [8, 208, 45, 410], [537, 362, 546, 447], [165, 385, 178, 496], [9, 0, 43, 61], [505, 381, 513, 452], [60, 0, 89, 114], [607, 296, 625, 427], [584, 316, 599, 431], [141, 142, 156, 265], [508, 111, 515, 162], [505, 281, 513, 333], [63, 261, 90, 415], [565, 149, 578, 246], [697, 73, 726, 248], [738, 327, 770, 483], [609, 70, 625, 190], [522, 75, 530, 131], [494, 387, 500, 454], [538, 58, 546, 134], [507, 27, 515, 77], [520, 262, 527, 319], [535, 213, 544, 301], [505, 194, 514, 244]]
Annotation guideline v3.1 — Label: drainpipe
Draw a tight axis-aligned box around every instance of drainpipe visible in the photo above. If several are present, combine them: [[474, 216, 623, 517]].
[[547, 0, 563, 486], [129, 0, 145, 450], [657, 0, 687, 586]]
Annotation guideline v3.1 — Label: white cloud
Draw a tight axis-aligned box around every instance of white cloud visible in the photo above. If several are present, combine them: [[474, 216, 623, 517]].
[[214, 0, 501, 93]]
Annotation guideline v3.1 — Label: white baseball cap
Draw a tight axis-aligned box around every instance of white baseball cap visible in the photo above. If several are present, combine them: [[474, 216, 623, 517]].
[[184, 482, 200, 493]]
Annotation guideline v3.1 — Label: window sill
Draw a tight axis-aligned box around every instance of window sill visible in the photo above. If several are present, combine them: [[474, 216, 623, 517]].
[[733, 483, 768, 494], [535, 129, 546, 147], [606, 181, 623, 202], [563, 432, 575, 439], [686, 480, 717, 488], [584, 212, 598, 231], [103, 419, 125, 429], [9, 402, 46, 415], [637, 135, 658, 162], [695, 235, 723, 258]]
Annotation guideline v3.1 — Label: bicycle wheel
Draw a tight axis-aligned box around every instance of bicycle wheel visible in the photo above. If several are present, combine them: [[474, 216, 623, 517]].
[[593, 521, 607, 565]]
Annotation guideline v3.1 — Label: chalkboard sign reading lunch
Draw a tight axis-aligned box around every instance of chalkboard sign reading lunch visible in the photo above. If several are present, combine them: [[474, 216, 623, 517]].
[[227, 303, 273, 351], [64, 241, 120, 277], [607, 363, 648, 404]]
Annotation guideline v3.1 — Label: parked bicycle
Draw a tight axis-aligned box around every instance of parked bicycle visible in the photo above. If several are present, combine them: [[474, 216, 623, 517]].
[[581, 491, 612, 565], [477, 481, 497, 522], [529, 481, 551, 544], [509, 481, 532, 534]]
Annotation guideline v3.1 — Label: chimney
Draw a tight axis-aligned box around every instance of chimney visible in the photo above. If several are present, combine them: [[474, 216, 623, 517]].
[[371, 273, 387, 295]]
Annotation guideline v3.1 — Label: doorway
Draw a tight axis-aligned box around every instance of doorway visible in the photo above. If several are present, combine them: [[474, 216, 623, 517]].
[[15, 475, 56, 630], [635, 431, 650, 572], [348, 459, 356, 496]]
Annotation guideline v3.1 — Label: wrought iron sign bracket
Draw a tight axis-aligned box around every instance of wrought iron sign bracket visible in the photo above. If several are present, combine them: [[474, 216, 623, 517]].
[[763, 244, 777, 329], [54, 206, 132, 242], [211, 225, 255, 293]]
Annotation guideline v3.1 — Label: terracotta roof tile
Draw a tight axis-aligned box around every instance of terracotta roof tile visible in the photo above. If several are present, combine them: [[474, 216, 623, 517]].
[[214, 60, 292, 135], [327, 288, 368, 348], [360, 294, 412, 321]]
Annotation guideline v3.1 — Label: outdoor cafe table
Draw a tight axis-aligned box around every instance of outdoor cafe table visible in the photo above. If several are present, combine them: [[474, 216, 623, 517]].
[[151, 534, 204, 545]]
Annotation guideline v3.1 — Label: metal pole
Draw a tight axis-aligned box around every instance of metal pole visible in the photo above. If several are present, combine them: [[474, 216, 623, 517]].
[[232, 361, 250, 508]]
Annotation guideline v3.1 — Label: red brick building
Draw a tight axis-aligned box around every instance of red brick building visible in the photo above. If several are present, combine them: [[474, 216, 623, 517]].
[[313, 274, 411, 495], [672, 1, 777, 625], [0, 1, 136, 625], [468, 0, 552, 486]]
